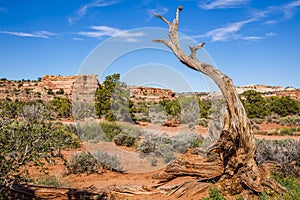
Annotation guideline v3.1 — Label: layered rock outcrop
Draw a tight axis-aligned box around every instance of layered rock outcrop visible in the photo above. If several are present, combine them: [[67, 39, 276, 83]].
[[236, 84, 300, 100], [0, 74, 100, 102], [1, 76, 299, 103], [129, 86, 176, 103]]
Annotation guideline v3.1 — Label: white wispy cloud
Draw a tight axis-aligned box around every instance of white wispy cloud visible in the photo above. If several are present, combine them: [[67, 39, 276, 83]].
[[255, 0, 300, 21], [68, 0, 120, 25], [200, 0, 249, 10], [265, 32, 276, 37], [78, 26, 145, 42], [241, 32, 276, 42], [196, 0, 300, 42], [195, 19, 275, 42], [0, 30, 57, 39], [241, 36, 263, 42], [72, 37, 85, 41], [264, 20, 278, 25], [278, 0, 300, 18], [196, 18, 254, 41]]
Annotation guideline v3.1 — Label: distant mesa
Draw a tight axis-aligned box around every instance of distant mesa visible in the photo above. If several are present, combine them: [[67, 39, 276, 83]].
[[236, 84, 300, 101], [0, 75, 299, 102], [0, 74, 99, 103]]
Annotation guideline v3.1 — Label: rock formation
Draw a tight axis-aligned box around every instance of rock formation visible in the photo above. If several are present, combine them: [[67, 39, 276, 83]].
[[0, 74, 100, 102], [129, 86, 176, 103], [0, 76, 299, 103]]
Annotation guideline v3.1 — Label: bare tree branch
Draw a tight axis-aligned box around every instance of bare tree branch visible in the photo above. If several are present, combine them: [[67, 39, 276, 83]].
[[189, 42, 205, 59], [153, 39, 171, 47], [153, 12, 172, 27]]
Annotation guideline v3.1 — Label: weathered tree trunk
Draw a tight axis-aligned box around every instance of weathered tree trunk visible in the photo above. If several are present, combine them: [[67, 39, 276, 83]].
[[153, 6, 262, 194]]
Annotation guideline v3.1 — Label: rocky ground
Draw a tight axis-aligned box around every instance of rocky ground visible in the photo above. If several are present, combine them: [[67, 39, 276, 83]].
[[19, 122, 299, 200]]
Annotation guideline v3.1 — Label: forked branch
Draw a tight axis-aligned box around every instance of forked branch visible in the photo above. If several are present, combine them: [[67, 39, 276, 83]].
[[153, 12, 172, 27], [189, 42, 205, 59]]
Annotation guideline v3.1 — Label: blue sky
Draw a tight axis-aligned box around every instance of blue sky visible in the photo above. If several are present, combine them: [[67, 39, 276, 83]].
[[0, 0, 300, 92]]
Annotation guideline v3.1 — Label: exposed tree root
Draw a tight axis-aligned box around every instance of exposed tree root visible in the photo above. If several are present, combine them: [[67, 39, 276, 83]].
[[152, 150, 224, 184], [8, 183, 104, 199]]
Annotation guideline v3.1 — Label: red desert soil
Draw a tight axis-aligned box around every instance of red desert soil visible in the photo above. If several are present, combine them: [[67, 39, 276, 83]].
[[25, 122, 299, 199]]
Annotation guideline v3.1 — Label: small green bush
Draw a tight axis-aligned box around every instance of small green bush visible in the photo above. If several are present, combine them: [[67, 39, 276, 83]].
[[93, 150, 123, 171], [76, 122, 109, 143], [137, 133, 203, 164], [113, 133, 136, 147], [259, 173, 300, 200], [0, 117, 80, 188], [77, 121, 142, 145], [68, 152, 100, 175], [279, 116, 300, 126], [258, 191, 269, 200], [35, 175, 70, 188], [201, 187, 226, 200]]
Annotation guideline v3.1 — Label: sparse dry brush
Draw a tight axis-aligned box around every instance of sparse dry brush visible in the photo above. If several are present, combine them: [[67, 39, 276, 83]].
[[256, 139, 300, 176], [0, 101, 80, 197], [137, 133, 203, 165], [67, 150, 123, 174]]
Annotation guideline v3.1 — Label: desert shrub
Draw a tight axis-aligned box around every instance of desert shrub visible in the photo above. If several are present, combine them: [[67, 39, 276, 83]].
[[137, 135, 174, 163], [179, 96, 201, 124], [277, 128, 291, 135], [268, 96, 300, 117], [256, 139, 300, 176], [258, 191, 269, 200], [159, 99, 181, 119], [68, 152, 100, 174], [201, 187, 226, 200], [250, 117, 265, 124], [49, 97, 71, 118], [118, 123, 144, 136], [76, 122, 109, 143], [131, 101, 151, 122], [240, 90, 269, 119], [260, 173, 300, 200], [260, 127, 300, 136], [278, 115, 300, 126], [137, 133, 203, 164], [191, 136, 204, 148], [272, 174, 300, 200], [93, 150, 123, 171], [0, 100, 52, 120], [113, 133, 136, 147], [99, 121, 122, 140], [199, 118, 209, 127], [0, 118, 80, 189], [68, 150, 123, 174], [77, 121, 142, 145], [35, 175, 70, 187], [72, 101, 95, 120], [172, 133, 204, 153], [100, 121, 142, 141]]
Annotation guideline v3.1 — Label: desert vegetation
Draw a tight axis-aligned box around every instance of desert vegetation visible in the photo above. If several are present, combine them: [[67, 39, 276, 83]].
[[1, 71, 300, 199], [1, 70, 300, 199], [0, 100, 80, 198]]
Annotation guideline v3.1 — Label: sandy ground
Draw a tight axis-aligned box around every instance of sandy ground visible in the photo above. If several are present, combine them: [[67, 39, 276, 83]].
[[25, 122, 300, 199]]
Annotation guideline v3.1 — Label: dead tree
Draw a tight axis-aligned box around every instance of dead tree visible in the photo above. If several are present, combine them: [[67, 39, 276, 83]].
[[152, 6, 274, 195]]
